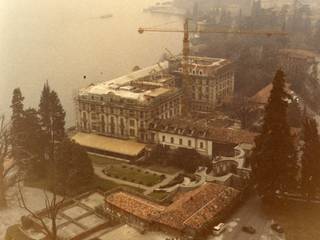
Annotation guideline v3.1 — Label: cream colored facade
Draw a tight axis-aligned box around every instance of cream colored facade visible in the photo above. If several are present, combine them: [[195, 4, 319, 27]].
[[168, 56, 234, 112], [76, 62, 183, 142], [156, 132, 213, 158]]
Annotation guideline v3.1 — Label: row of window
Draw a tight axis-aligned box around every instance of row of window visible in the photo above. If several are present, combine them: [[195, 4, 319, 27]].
[[162, 135, 205, 149]]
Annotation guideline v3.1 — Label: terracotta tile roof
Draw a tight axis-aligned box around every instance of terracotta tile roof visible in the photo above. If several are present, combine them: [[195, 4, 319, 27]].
[[105, 183, 240, 232], [149, 119, 257, 145], [106, 192, 165, 221]]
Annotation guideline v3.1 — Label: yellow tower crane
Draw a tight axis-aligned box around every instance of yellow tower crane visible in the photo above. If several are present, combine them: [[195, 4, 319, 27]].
[[138, 18, 288, 115]]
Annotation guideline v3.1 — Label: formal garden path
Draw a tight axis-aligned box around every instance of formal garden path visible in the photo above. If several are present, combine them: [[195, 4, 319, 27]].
[[91, 154, 183, 196]]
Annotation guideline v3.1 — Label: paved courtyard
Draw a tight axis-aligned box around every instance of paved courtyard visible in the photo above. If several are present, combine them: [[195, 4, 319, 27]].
[[98, 224, 173, 240], [208, 195, 285, 240]]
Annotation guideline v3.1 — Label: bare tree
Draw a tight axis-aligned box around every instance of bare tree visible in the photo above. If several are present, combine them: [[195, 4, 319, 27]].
[[17, 181, 65, 240], [232, 97, 255, 129], [17, 114, 66, 240], [0, 116, 9, 208], [0, 116, 14, 208]]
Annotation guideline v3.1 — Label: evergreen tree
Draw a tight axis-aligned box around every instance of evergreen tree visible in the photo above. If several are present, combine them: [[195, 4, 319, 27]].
[[251, 70, 297, 199], [54, 139, 93, 194], [21, 108, 46, 178], [39, 83, 51, 139], [49, 90, 66, 141], [10, 88, 25, 162], [301, 117, 320, 200], [287, 99, 302, 128], [39, 83, 66, 143]]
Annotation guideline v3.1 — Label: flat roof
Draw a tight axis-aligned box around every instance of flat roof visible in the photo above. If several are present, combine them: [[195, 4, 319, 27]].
[[79, 62, 173, 101], [72, 132, 146, 157]]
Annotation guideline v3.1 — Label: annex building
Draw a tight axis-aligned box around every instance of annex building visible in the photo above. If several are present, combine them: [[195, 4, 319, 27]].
[[148, 118, 257, 159], [105, 183, 240, 238]]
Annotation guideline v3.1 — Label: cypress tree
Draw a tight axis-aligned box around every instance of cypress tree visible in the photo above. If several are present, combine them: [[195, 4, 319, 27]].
[[301, 117, 320, 200], [10, 88, 25, 162], [49, 90, 66, 141], [39, 83, 66, 143], [21, 108, 46, 178], [39, 82, 51, 140], [251, 69, 297, 200]]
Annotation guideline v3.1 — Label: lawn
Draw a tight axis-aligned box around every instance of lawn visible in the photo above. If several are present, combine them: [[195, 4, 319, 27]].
[[264, 201, 320, 240], [92, 175, 145, 193], [104, 164, 165, 187], [89, 154, 123, 166], [141, 163, 181, 175]]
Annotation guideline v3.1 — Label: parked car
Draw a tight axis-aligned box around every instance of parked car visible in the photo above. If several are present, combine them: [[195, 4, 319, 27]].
[[271, 223, 284, 234], [242, 226, 256, 234], [213, 223, 226, 236]]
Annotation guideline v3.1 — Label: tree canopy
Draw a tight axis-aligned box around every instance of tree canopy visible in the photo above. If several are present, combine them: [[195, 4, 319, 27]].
[[251, 69, 297, 199]]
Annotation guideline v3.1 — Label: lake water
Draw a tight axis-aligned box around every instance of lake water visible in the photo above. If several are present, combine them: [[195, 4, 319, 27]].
[[0, 0, 183, 125]]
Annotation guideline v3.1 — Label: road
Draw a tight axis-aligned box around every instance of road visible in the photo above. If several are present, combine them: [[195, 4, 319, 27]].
[[208, 195, 286, 240]]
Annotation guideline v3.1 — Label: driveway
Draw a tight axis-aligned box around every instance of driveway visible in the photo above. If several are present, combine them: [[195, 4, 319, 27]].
[[208, 195, 286, 240]]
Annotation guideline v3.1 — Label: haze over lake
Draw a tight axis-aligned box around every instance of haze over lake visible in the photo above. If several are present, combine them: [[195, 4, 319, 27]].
[[0, 0, 183, 125]]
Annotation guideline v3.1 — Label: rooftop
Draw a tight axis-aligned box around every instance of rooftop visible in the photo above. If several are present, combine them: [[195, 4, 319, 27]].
[[79, 62, 179, 103], [169, 55, 232, 73], [149, 118, 257, 145], [106, 183, 240, 232], [72, 132, 146, 157]]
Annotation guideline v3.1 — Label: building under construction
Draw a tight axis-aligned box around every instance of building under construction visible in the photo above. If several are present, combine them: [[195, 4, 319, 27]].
[[75, 56, 234, 144]]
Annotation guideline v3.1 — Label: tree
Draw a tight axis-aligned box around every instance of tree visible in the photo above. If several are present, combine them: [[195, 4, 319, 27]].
[[17, 176, 65, 240], [230, 96, 254, 129], [250, 70, 297, 200], [0, 116, 10, 208], [21, 108, 46, 178], [17, 102, 65, 239], [39, 83, 66, 144], [10, 88, 24, 163], [287, 99, 302, 128], [301, 117, 320, 200], [54, 139, 93, 194], [172, 148, 205, 173]]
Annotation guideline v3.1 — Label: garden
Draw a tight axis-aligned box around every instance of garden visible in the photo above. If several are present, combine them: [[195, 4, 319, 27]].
[[103, 164, 166, 187]]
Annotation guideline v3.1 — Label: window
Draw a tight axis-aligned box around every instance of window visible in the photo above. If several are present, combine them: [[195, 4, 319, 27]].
[[188, 140, 192, 147], [129, 119, 135, 127], [170, 137, 174, 144], [129, 129, 135, 137], [162, 136, 166, 142], [179, 139, 183, 145], [200, 142, 204, 149]]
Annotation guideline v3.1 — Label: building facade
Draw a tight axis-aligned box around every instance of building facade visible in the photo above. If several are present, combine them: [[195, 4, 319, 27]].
[[76, 62, 183, 142], [168, 56, 234, 112], [148, 118, 257, 159], [279, 48, 320, 82]]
